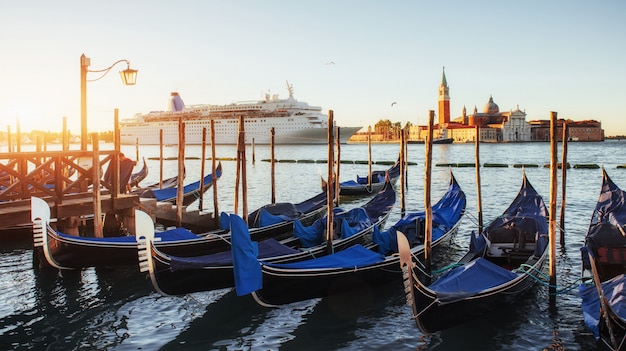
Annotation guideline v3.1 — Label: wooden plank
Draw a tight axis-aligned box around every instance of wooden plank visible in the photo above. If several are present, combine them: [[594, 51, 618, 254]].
[[0, 194, 138, 230]]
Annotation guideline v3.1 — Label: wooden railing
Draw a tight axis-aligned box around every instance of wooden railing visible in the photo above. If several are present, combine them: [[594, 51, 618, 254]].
[[0, 149, 119, 203]]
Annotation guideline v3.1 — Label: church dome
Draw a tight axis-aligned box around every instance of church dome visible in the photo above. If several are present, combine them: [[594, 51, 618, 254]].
[[483, 95, 499, 115]]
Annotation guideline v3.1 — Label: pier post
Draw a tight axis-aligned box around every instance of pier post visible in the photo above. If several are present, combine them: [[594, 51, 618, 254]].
[[560, 123, 568, 247], [424, 110, 434, 278], [16, 118, 21, 153], [326, 110, 335, 255], [475, 126, 483, 233], [92, 133, 103, 238], [335, 127, 341, 206], [400, 127, 405, 217], [6, 126, 11, 153], [549, 111, 558, 299], [270, 127, 276, 204], [199, 127, 207, 211], [241, 118, 248, 222], [112, 108, 120, 201], [176, 117, 185, 227], [211, 120, 219, 228], [367, 126, 372, 187], [159, 129, 164, 189], [62, 117, 68, 151]]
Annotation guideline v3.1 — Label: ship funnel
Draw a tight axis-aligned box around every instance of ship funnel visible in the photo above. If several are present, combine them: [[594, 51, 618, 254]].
[[167, 92, 185, 112]]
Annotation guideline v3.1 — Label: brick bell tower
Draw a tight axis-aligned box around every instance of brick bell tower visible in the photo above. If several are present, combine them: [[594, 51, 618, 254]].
[[438, 66, 450, 125]]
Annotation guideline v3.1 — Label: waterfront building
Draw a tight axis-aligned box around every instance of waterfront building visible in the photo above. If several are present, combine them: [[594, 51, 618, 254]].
[[530, 119, 604, 142], [352, 67, 605, 143]]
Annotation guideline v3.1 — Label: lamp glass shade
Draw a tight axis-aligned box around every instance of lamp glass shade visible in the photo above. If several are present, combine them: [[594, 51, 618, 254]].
[[119, 68, 138, 85]]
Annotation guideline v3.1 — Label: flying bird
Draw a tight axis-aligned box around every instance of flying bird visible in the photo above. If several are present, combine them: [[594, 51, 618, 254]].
[[326, 61, 335, 66], [391, 102, 397, 107]]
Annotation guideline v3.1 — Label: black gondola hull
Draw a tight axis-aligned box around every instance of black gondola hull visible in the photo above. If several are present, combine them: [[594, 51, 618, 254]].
[[254, 223, 458, 306], [35, 200, 327, 269], [412, 255, 547, 333]]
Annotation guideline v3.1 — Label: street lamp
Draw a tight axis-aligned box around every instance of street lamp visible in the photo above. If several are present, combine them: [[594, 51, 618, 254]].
[[80, 53, 138, 150]]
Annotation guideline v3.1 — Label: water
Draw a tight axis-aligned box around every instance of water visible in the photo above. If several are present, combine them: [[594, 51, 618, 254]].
[[2, 141, 626, 350]]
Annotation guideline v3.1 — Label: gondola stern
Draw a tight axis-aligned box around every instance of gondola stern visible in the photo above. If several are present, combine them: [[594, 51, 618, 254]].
[[30, 197, 74, 270], [135, 209, 169, 295], [31, 197, 50, 249], [398, 229, 415, 306]]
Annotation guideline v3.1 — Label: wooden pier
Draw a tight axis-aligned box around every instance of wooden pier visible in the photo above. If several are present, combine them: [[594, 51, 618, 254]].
[[0, 146, 139, 236]]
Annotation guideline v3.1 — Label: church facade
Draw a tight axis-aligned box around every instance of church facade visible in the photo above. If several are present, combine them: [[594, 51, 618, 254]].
[[410, 68, 603, 142]]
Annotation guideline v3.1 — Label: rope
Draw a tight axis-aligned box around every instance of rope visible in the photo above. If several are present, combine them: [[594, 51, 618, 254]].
[[415, 259, 585, 296], [410, 253, 433, 278], [514, 263, 585, 295], [431, 262, 463, 275]]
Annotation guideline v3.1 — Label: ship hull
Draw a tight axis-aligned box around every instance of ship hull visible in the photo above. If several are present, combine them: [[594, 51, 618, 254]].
[[120, 117, 361, 145]]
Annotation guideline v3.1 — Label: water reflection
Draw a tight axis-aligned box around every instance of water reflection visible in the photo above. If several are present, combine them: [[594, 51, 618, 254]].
[[1, 142, 625, 350]]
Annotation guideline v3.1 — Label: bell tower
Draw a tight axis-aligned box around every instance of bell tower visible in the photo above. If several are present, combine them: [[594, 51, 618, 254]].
[[438, 67, 450, 125]]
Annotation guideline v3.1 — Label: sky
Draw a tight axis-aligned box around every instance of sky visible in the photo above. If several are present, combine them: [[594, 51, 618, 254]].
[[1, 0, 625, 136]]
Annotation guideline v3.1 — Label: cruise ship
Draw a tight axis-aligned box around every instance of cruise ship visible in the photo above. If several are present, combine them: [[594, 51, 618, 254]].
[[119, 82, 361, 145]]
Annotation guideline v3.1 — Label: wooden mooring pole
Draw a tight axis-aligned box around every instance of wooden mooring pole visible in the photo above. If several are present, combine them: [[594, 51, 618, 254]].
[[270, 127, 276, 204], [549, 111, 558, 298], [234, 120, 242, 215], [176, 117, 185, 227], [560, 123, 568, 247], [112, 108, 120, 200], [91, 133, 103, 238], [211, 120, 219, 228], [159, 129, 164, 189], [367, 126, 372, 188], [252, 138, 255, 164], [241, 118, 248, 223], [400, 127, 406, 217], [475, 126, 483, 233], [6, 125, 11, 153], [326, 110, 335, 255], [335, 127, 341, 206], [199, 127, 207, 211], [424, 110, 434, 278]]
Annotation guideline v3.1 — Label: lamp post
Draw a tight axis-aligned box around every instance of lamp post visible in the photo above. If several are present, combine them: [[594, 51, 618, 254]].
[[80, 54, 138, 150]]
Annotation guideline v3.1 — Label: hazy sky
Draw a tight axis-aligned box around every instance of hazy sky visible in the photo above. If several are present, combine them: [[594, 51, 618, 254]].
[[1, 0, 625, 136]]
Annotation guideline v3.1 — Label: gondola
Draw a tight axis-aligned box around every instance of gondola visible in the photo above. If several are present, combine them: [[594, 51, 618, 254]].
[[129, 157, 148, 188], [139, 162, 222, 206], [407, 137, 454, 144], [580, 169, 626, 351], [131, 173, 180, 196], [231, 173, 465, 306], [138, 182, 396, 296], [320, 159, 401, 195], [30, 189, 328, 270], [402, 171, 549, 333]]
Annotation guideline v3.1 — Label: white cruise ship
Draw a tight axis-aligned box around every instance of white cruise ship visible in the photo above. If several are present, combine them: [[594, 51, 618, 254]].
[[119, 82, 361, 145]]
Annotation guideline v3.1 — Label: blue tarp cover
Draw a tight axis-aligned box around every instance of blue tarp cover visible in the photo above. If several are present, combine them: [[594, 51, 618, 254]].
[[258, 208, 293, 227], [230, 214, 263, 296], [294, 183, 395, 248], [293, 206, 371, 246], [580, 171, 626, 340], [580, 274, 626, 340], [145, 170, 219, 202], [262, 244, 384, 270], [170, 238, 298, 271], [57, 226, 199, 243], [352, 160, 400, 186], [374, 176, 465, 254], [591, 172, 626, 227], [293, 216, 325, 247], [429, 257, 518, 304]]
